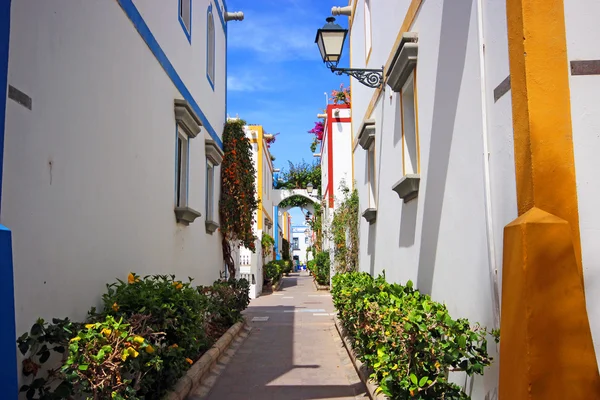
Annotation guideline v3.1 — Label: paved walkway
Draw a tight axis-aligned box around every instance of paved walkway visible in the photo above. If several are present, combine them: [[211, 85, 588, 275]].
[[198, 271, 367, 400]]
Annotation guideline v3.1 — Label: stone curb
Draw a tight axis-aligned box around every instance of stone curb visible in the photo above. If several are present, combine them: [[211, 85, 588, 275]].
[[273, 276, 284, 291], [164, 320, 246, 400], [313, 277, 330, 291], [334, 316, 389, 400]]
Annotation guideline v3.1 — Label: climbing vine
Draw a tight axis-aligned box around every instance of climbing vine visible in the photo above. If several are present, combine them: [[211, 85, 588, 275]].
[[330, 183, 359, 273], [220, 119, 259, 277], [308, 201, 324, 253]]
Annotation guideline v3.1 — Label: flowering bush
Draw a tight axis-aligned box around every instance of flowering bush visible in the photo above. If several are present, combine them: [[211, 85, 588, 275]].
[[331, 83, 351, 105], [308, 121, 324, 141], [261, 232, 275, 258], [17, 273, 251, 400], [332, 272, 494, 399]]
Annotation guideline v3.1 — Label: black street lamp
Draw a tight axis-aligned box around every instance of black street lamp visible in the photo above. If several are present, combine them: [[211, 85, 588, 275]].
[[315, 17, 383, 88]]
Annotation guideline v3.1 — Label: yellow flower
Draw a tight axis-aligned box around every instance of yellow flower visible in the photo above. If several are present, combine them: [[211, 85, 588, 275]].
[[112, 302, 119, 312], [122, 347, 140, 361], [145, 345, 155, 354], [435, 361, 441, 369], [101, 328, 112, 337], [185, 358, 193, 365], [133, 336, 145, 345], [176, 283, 183, 290], [170, 343, 179, 349], [85, 324, 95, 329], [128, 273, 136, 284], [70, 336, 81, 342]]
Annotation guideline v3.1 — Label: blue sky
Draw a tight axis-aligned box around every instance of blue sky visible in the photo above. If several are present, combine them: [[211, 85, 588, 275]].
[[226, 0, 350, 226]]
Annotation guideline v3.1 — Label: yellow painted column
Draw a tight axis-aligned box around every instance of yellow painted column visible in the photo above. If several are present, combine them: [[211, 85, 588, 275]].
[[501, 0, 600, 398]]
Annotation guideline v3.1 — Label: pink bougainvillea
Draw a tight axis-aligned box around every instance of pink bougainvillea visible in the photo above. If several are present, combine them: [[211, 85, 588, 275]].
[[308, 121, 325, 141]]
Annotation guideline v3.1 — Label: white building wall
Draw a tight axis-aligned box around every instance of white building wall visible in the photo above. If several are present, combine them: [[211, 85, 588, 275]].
[[350, 0, 506, 397], [3, 0, 226, 338]]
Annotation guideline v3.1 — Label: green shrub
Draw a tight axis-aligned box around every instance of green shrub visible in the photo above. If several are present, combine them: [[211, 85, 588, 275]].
[[331, 272, 493, 399], [264, 261, 283, 283], [17, 273, 250, 400], [200, 278, 250, 333], [312, 251, 330, 285]]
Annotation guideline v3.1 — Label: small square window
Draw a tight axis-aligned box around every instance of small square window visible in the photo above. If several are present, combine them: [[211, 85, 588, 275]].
[[176, 128, 189, 207]]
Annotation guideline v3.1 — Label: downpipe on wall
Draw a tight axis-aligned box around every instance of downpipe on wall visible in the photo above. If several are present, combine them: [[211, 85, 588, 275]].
[[475, 0, 501, 330]]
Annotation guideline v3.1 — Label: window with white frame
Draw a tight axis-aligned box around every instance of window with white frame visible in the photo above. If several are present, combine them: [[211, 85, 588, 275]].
[[205, 160, 215, 219], [401, 71, 419, 175], [368, 144, 376, 207], [176, 127, 189, 207], [364, 0, 372, 61], [207, 9, 216, 86], [179, 0, 191, 40]]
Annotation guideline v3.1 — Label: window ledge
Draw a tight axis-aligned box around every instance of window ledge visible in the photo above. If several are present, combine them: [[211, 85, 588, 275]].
[[175, 207, 202, 225], [386, 32, 418, 93], [174, 99, 202, 138], [358, 119, 376, 150], [361, 208, 377, 224], [205, 219, 219, 234], [206, 138, 224, 165], [392, 174, 420, 203]]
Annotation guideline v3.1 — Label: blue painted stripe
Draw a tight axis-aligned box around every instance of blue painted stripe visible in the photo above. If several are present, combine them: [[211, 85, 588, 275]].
[[0, 227, 17, 398], [117, 0, 223, 148], [214, 0, 227, 33], [0, 5, 17, 396]]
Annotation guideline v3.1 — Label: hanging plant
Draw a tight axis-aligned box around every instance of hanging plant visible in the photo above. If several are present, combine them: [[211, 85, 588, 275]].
[[220, 119, 259, 277], [264, 132, 280, 148], [330, 83, 351, 105]]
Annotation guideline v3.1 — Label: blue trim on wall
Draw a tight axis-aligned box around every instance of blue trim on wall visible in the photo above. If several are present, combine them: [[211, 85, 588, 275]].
[[0, 2, 17, 397], [117, 0, 223, 148], [274, 206, 280, 260], [178, 0, 192, 44], [214, 0, 227, 33], [206, 6, 215, 91]]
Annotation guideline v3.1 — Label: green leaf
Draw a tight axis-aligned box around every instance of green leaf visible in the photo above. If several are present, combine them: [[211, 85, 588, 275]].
[[410, 373, 418, 385], [78, 364, 89, 371], [30, 323, 42, 336], [419, 376, 428, 387], [39, 351, 51, 363], [458, 335, 467, 348]]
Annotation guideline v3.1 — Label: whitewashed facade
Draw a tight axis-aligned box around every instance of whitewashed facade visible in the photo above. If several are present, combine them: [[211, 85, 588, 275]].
[[238, 125, 275, 298], [342, 0, 600, 397], [0, 1, 243, 385]]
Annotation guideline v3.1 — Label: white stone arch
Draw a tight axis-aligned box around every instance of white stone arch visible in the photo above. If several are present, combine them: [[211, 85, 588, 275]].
[[273, 189, 319, 214]]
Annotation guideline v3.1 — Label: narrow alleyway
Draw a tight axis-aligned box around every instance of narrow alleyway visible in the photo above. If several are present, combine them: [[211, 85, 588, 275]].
[[195, 272, 367, 400]]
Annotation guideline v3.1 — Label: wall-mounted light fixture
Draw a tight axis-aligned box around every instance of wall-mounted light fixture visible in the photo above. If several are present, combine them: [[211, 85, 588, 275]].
[[315, 17, 383, 88]]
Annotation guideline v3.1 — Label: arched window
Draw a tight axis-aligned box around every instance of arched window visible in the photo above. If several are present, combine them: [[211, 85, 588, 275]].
[[207, 8, 215, 88]]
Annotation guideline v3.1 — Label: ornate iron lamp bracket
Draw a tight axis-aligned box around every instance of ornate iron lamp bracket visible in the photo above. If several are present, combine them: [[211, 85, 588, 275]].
[[328, 65, 384, 89]]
